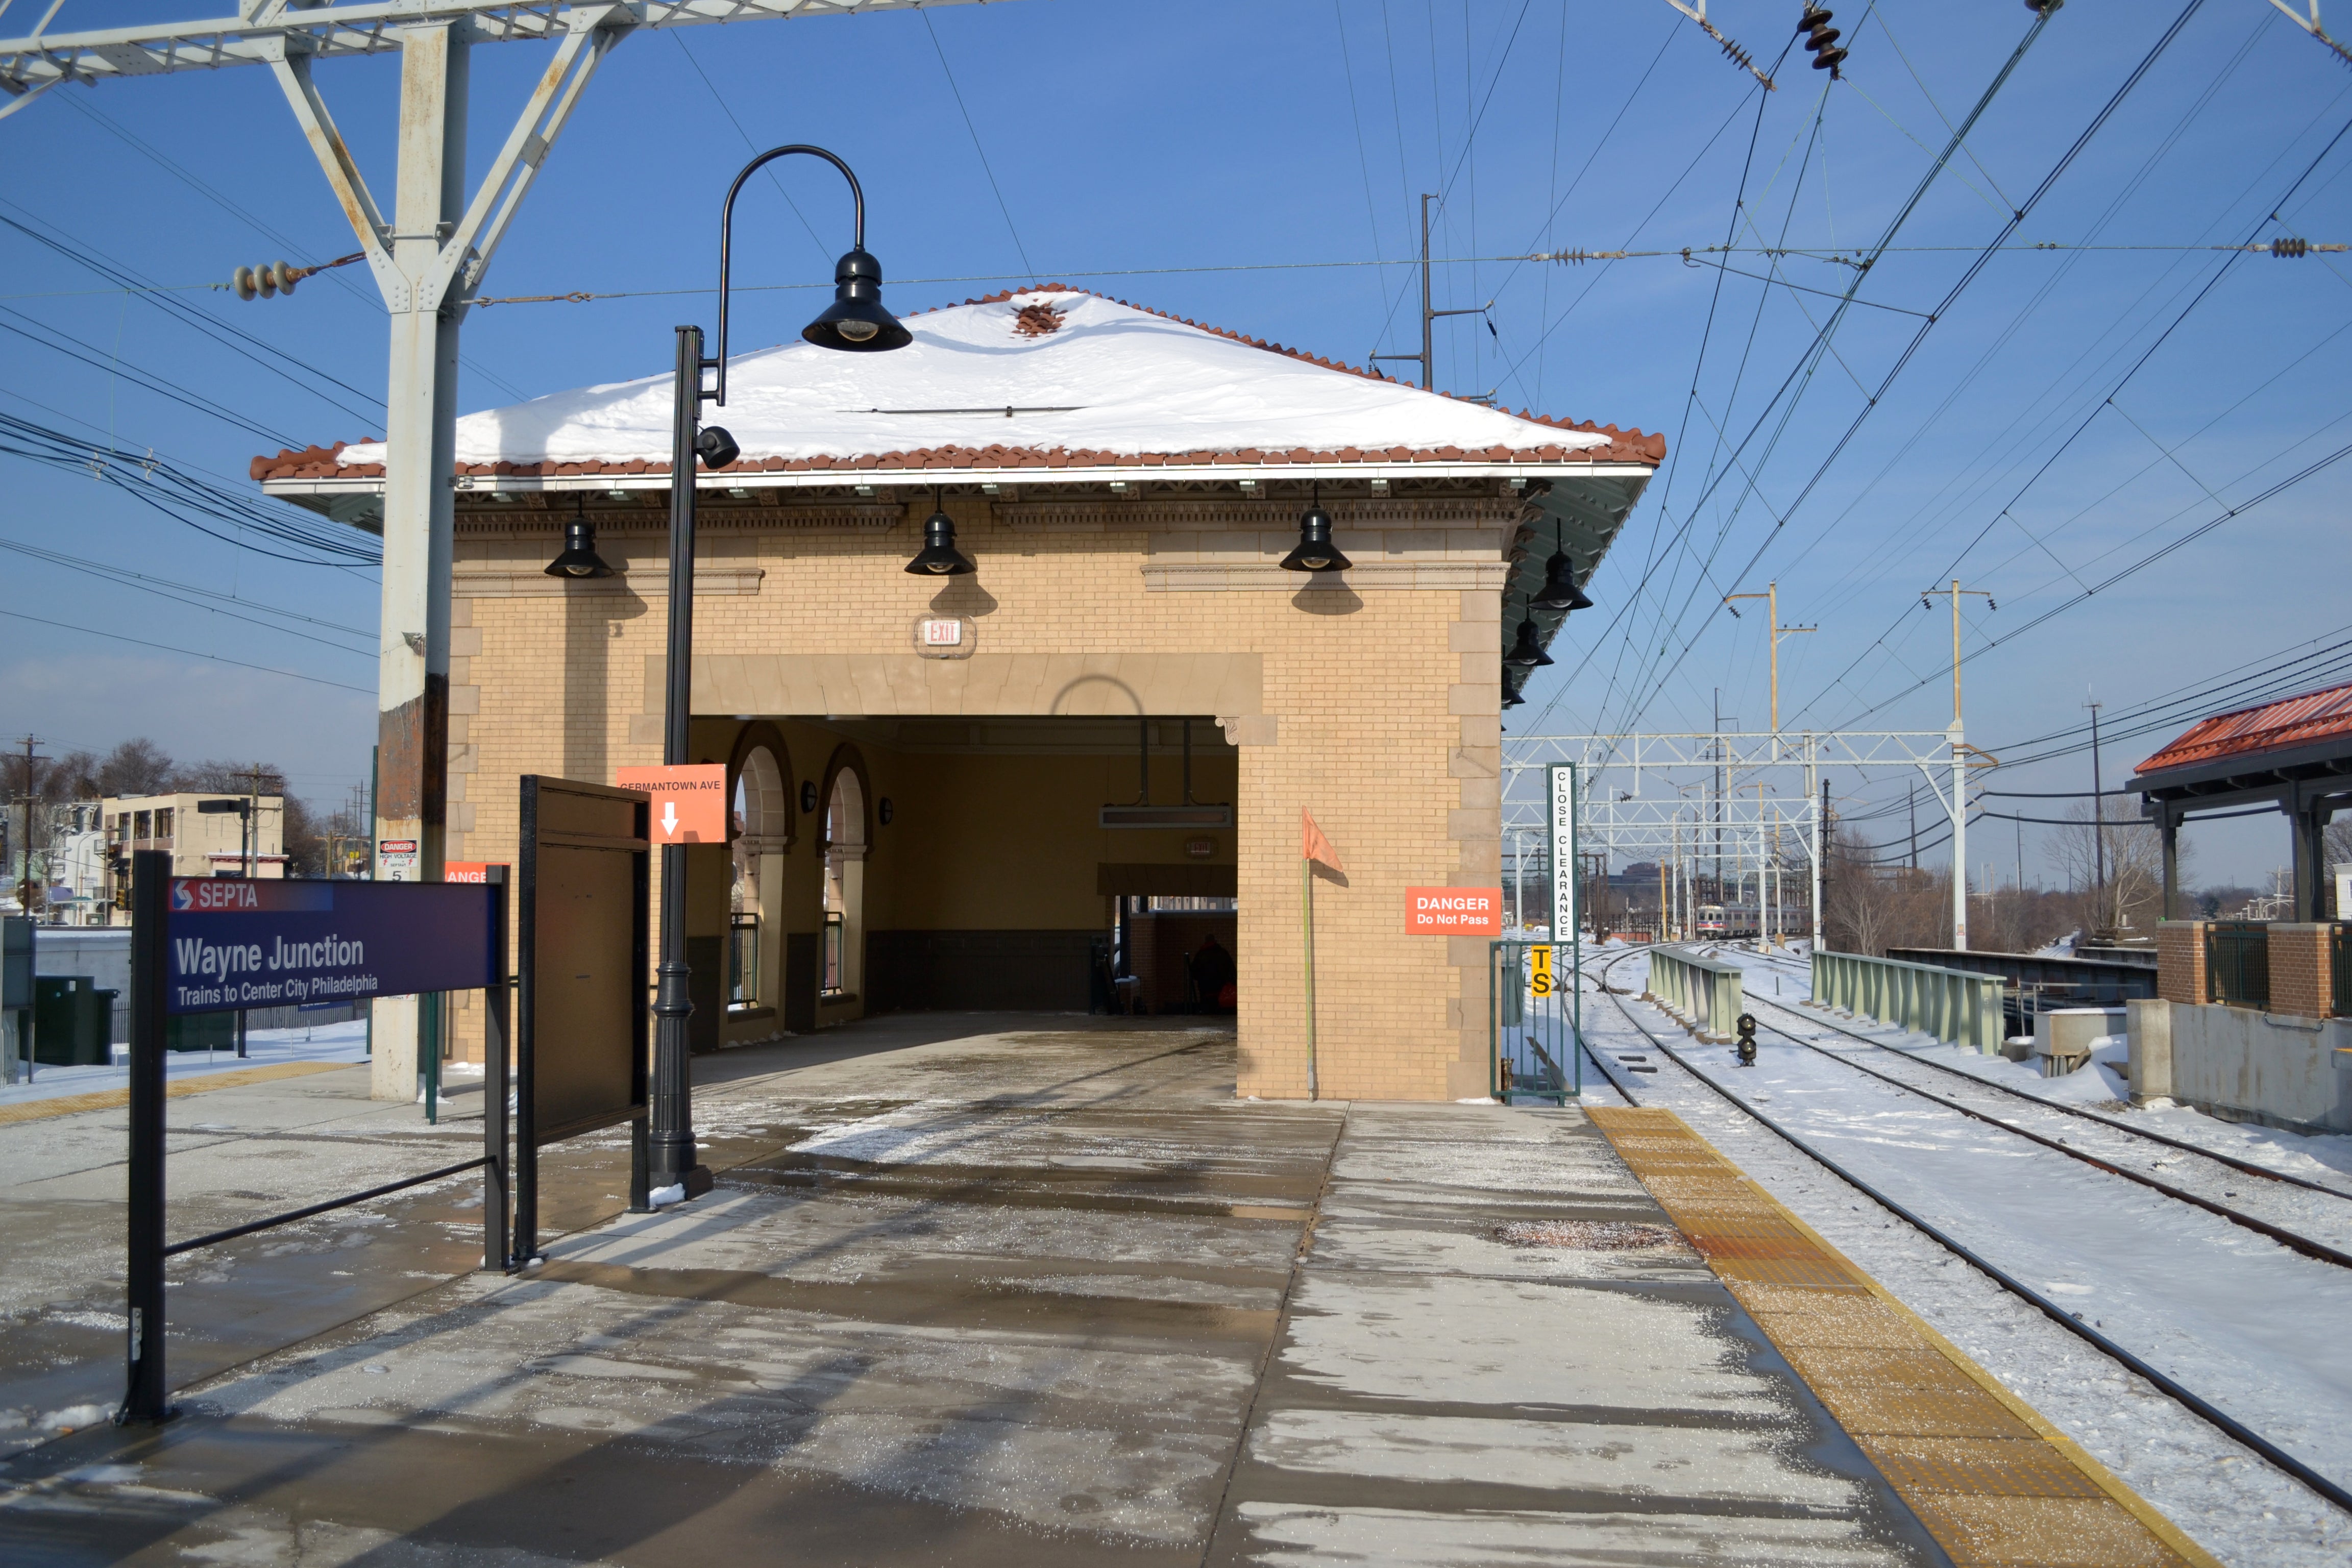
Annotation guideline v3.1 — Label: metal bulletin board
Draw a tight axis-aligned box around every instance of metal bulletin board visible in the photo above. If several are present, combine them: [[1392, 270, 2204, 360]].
[[517, 775, 651, 1255]]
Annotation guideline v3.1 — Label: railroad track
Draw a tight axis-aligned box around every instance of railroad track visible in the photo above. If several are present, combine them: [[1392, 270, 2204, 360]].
[[1570, 941, 2352, 1518], [1729, 993, 2352, 1270], [1727, 965, 2352, 1203]]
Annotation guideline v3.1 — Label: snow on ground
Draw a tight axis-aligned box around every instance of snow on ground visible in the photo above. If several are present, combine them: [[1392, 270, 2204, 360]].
[[1718, 945, 2352, 1189], [1, 1020, 370, 1108], [1579, 943, 2352, 1566]]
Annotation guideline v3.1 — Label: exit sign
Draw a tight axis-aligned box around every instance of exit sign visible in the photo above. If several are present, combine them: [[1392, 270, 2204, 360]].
[[913, 615, 975, 658]]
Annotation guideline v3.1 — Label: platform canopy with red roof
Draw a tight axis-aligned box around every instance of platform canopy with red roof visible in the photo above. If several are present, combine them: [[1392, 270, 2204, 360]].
[[2129, 680, 2352, 921]]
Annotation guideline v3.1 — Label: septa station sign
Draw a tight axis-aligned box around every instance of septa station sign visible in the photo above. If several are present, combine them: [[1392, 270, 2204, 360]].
[[615, 765, 727, 844], [165, 877, 497, 1015], [1404, 887, 1503, 935]]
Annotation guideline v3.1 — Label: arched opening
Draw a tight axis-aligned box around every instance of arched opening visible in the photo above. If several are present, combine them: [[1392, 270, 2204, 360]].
[[729, 745, 788, 1013], [822, 758, 869, 1000]]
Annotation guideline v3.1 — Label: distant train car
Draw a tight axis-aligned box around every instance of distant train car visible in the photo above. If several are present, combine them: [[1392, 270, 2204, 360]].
[[1695, 904, 1762, 938]]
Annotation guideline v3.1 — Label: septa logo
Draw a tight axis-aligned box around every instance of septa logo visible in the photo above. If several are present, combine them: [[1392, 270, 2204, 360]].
[[173, 879, 260, 912]]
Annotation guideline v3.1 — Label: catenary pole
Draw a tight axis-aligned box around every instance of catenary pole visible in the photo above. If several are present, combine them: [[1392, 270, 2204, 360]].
[[0, 3, 979, 1099]]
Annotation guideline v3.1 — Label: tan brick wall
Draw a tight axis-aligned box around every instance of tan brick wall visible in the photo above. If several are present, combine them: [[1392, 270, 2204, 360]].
[[2156, 920, 2206, 1006], [2266, 923, 2333, 1019], [437, 484, 1528, 1101]]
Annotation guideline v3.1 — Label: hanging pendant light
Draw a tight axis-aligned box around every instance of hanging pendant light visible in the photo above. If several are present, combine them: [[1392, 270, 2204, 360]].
[[1504, 616, 1555, 670], [544, 499, 616, 579], [1279, 483, 1352, 572], [1502, 673, 1526, 709], [1530, 524, 1594, 612], [904, 486, 976, 575]]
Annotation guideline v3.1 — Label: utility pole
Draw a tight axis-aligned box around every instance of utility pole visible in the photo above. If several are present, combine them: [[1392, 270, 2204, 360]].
[[2086, 693, 2106, 935], [1922, 579, 1994, 950], [1907, 782, 1918, 872], [1369, 193, 1489, 392], [1817, 778, 1831, 954], [1723, 582, 1815, 746], [12, 736, 42, 917], [1712, 692, 1724, 902], [0, 5, 966, 1100]]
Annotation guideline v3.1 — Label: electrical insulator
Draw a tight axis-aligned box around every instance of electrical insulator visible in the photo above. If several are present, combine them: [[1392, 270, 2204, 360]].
[[1798, 6, 1847, 78], [231, 260, 304, 300], [2273, 237, 2310, 258]]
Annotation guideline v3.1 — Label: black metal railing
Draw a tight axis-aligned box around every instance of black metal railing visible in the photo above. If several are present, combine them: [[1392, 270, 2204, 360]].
[[2206, 921, 2270, 1010], [728, 912, 760, 1007]]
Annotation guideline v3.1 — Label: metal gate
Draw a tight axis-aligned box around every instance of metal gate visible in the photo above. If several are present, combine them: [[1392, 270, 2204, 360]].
[[1488, 940, 1582, 1104]]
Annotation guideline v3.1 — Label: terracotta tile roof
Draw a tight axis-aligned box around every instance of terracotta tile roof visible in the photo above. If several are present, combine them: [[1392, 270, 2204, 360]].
[[2135, 680, 2352, 776], [250, 286, 1664, 483]]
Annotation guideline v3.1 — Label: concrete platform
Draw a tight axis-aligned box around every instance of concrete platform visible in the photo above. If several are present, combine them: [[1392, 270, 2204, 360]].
[[0, 1018, 2195, 1564]]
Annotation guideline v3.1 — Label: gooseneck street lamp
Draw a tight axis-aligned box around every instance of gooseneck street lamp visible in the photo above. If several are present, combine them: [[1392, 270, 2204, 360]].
[[650, 145, 911, 1204]]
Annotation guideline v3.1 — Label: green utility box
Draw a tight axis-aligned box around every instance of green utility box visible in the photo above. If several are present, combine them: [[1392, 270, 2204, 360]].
[[166, 1012, 237, 1054], [32, 975, 114, 1066]]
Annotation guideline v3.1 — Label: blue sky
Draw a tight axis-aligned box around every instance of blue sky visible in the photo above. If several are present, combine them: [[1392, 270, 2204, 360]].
[[5, 1, 2349, 887]]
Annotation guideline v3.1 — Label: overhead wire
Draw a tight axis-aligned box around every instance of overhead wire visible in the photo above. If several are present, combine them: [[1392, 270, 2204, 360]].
[[1796, 34, 2352, 732], [667, 30, 836, 272], [0, 307, 298, 447], [0, 410, 380, 567], [55, 89, 530, 403], [0, 607, 374, 695], [920, 10, 1035, 285], [1598, 0, 2201, 742], [1782, 10, 2277, 617], [0, 203, 386, 424], [1332, 0, 1393, 326], [0, 536, 374, 655]]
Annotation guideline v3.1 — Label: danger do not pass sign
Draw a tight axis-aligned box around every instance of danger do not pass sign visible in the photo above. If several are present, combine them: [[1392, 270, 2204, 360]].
[[616, 764, 728, 844], [1405, 887, 1503, 936]]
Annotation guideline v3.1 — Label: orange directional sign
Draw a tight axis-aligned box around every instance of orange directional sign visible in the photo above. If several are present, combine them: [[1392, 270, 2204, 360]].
[[616, 764, 728, 844]]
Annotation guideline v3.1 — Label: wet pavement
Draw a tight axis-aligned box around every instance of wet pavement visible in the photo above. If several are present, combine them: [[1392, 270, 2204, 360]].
[[2, 1017, 1949, 1565]]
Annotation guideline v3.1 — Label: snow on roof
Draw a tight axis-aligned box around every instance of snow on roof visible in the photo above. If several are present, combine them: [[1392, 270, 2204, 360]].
[[2134, 680, 2352, 777], [251, 288, 1663, 483]]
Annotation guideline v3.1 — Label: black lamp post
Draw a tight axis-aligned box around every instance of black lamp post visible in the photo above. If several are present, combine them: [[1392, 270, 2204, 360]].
[[650, 145, 910, 1205]]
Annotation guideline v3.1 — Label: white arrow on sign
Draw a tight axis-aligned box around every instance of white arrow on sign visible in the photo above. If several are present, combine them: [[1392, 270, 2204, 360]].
[[662, 800, 678, 838]]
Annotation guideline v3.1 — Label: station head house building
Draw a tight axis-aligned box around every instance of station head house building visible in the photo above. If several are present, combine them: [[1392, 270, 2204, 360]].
[[257, 289, 1659, 1101]]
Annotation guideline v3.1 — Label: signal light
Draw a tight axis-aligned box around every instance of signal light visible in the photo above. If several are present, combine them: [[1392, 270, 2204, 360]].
[[1798, 6, 1847, 78]]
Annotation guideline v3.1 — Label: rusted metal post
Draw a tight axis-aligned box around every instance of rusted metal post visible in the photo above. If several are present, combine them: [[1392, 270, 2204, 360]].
[[362, 22, 469, 1100]]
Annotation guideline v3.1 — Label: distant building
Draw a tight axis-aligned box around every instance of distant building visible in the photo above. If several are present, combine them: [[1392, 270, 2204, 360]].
[[47, 802, 109, 926], [102, 792, 286, 910]]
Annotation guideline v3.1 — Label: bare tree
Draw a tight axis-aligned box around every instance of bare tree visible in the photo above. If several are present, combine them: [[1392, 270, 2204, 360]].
[[99, 738, 177, 798], [2051, 798, 2178, 937], [168, 760, 327, 877]]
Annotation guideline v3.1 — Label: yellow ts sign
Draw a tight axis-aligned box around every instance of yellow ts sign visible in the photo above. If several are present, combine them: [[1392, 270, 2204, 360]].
[[1529, 946, 1553, 997]]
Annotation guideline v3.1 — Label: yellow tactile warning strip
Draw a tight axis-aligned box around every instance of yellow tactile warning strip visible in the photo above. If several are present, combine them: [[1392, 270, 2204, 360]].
[[1587, 1106, 2223, 1568], [0, 1060, 351, 1126]]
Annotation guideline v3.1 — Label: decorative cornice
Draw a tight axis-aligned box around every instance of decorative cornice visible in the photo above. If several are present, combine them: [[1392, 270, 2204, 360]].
[[1143, 562, 1508, 593], [453, 568, 765, 598]]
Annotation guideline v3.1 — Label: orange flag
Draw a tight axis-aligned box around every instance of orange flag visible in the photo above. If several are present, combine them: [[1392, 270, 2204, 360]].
[[1302, 809, 1343, 872]]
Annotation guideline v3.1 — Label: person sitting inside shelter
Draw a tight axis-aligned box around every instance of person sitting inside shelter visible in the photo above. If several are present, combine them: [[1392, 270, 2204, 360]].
[[1192, 933, 1237, 1013]]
